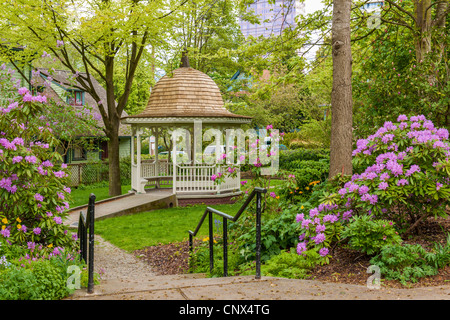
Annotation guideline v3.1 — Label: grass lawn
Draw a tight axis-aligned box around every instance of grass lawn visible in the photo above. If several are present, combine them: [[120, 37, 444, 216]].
[[94, 202, 243, 252], [68, 184, 132, 208], [69, 178, 283, 251]]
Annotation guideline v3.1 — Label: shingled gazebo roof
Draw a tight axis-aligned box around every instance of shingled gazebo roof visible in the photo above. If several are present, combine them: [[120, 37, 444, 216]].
[[121, 65, 252, 125]]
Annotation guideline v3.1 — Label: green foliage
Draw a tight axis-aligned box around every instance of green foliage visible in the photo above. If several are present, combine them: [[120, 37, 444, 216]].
[[232, 206, 302, 263], [351, 3, 450, 137], [80, 267, 100, 288], [27, 259, 70, 300], [341, 215, 403, 256], [189, 240, 247, 278], [370, 244, 439, 285], [279, 149, 330, 169], [0, 256, 83, 300], [261, 248, 318, 279], [294, 118, 331, 149], [0, 266, 41, 300], [427, 233, 450, 270]]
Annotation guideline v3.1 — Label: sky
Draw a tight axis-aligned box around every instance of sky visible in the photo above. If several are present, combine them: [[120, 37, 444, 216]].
[[304, 0, 325, 15], [302, 1, 327, 62]]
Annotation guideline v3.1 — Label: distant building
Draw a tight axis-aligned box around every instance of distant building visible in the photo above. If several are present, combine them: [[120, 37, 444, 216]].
[[240, 0, 305, 38], [362, 0, 384, 12]]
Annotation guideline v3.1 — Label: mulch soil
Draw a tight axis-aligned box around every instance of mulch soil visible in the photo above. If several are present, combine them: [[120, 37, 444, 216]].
[[134, 217, 450, 289]]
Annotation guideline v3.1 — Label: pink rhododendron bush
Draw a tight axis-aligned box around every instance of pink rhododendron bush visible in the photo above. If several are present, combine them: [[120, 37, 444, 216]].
[[297, 115, 450, 259], [0, 84, 77, 260]]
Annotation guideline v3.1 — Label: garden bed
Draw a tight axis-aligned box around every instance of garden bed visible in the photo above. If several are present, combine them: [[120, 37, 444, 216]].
[[134, 216, 450, 289]]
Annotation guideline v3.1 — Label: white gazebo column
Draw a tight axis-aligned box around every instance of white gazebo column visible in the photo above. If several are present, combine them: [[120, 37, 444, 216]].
[[131, 127, 136, 191], [154, 129, 159, 176], [136, 127, 144, 193], [172, 135, 177, 195], [194, 120, 202, 165]]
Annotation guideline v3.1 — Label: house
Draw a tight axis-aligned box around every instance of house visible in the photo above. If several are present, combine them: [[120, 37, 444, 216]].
[[33, 68, 132, 164]]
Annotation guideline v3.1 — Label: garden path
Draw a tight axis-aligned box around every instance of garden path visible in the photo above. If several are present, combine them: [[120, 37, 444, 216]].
[[64, 189, 175, 228], [93, 235, 157, 280]]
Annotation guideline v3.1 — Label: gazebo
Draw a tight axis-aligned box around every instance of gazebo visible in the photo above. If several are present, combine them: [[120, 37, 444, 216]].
[[121, 57, 252, 204]]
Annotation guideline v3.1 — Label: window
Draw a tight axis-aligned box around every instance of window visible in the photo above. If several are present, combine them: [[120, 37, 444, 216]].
[[72, 146, 87, 161], [32, 86, 45, 96], [67, 90, 84, 106]]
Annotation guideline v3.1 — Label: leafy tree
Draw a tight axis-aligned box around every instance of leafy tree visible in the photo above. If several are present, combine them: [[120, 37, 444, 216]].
[[0, 0, 187, 196], [351, 0, 450, 138]]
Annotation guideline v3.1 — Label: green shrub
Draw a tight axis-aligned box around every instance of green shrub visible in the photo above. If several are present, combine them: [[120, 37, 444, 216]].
[[230, 206, 301, 263], [341, 215, 403, 255], [261, 248, 319, 279], [291, 160, 329, 188], [0, 254, 85, 300], [0, 266, 41, 300], [369, 234, 450, 285], [370, 244, 439, 285], [279, 149, 329, 170], [30, 259, 71, 300]]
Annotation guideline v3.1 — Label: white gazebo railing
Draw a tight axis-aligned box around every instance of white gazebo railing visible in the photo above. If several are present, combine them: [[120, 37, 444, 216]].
[[174, 164, 216, 194], [141, 160, 172, 178], [131, 160, 240, 195], [174, 164, 240, 194]]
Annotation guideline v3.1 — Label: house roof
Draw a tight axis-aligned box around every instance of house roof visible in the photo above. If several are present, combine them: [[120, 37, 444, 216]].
[[122, 66, 252, 124], [34, 68, 131, 137]]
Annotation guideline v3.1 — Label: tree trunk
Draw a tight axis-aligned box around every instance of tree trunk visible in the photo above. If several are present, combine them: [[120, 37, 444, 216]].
[[105, 55, 122, 197], [329, 0, 353, 179], [107, 121, 122, 197], [414, 0, 432, 62], [435, 1, 448, 61]]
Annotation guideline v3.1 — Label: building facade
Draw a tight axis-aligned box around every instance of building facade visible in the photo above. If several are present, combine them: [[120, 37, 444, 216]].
[[240, 0, 305, 38], [362, 0, 384, 12]]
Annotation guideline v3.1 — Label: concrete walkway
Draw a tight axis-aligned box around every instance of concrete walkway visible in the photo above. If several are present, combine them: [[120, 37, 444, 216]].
[[68, 273, 450, 300], [65, 237, 450, 301], [64, 189, 176, 228]]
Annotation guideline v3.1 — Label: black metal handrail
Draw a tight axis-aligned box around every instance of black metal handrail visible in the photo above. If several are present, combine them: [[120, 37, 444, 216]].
[[188, 187, 267, 279], [77, 193, 96, 294]]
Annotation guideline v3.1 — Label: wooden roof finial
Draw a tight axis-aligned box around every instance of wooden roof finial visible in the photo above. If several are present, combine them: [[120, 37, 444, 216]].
[[180, 48, 190, 68]]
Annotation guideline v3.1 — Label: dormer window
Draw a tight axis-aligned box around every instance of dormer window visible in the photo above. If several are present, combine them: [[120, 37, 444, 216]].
[[67, 90, 84, 106], [32, 86, 45, 96]]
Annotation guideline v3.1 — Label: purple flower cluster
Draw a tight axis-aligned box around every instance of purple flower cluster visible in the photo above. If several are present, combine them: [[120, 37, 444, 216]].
[[0, 84, 76, 258], [296, 115, 450, 259]]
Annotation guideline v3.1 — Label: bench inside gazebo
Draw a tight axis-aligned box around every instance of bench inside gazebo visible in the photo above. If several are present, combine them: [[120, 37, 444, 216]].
[[121, 55, 252, 204]]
